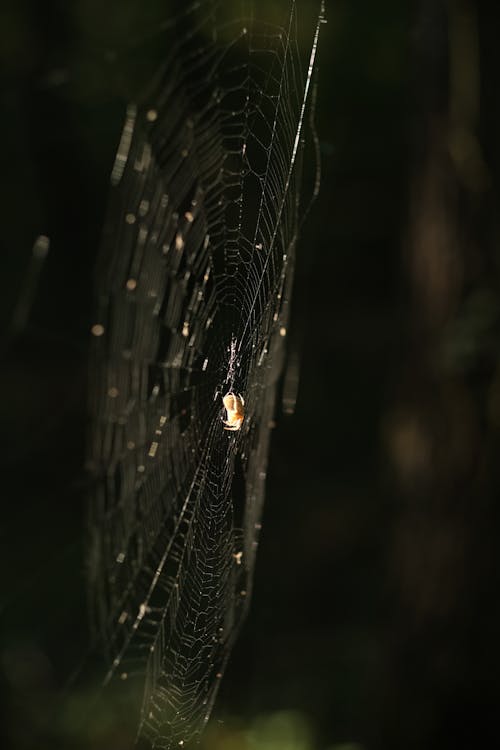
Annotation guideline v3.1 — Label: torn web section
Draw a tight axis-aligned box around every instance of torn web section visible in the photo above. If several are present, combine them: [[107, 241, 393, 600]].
[[87, 1, 324, 747]]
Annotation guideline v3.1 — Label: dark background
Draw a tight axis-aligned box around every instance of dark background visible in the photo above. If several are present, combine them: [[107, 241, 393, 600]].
[[2, 1, 500, 748]]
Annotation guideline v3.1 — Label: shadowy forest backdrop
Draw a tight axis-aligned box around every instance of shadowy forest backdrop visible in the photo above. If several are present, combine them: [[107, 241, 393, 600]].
[[1, 1, 500, 748]]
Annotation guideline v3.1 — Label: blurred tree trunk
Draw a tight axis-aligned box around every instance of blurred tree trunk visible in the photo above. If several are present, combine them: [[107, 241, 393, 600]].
[[380, 1, 500, 747]]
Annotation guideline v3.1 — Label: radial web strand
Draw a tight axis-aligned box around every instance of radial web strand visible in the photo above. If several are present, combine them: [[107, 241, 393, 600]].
[[87, 1, 324, 746]]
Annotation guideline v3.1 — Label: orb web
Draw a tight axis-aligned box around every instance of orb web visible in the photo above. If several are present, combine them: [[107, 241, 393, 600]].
[[87, 1, 324, 746]]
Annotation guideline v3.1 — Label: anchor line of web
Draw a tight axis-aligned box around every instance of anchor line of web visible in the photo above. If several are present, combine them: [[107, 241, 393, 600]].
[[236, 0, 325, 358]]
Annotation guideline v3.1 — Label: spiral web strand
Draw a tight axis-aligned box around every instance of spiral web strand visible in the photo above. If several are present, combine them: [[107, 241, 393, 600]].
[[87, 1, 324, 746]]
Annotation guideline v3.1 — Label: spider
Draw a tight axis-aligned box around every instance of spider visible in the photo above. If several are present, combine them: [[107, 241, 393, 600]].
[[222, 392, 245, 431]]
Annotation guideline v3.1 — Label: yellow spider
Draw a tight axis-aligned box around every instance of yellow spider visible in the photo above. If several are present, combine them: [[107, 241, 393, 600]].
[[222, 392, 245, 431]]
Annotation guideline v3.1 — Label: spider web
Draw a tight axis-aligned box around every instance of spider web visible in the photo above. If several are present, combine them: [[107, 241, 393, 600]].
[[87, 1, 324, 746]]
